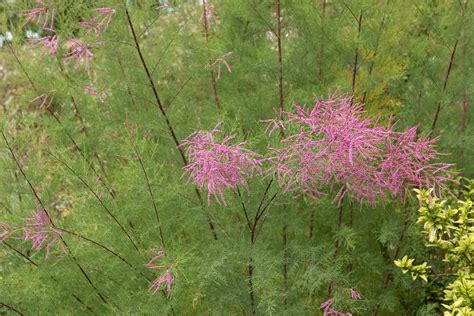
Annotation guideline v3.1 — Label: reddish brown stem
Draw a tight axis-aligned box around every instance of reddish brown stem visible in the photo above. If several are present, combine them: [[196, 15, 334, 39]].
[[351, 13, 363, 103], [125, 8, 218, 240], [202, 0, 222, 110], [0, 302, 25, 315], [276, 0, 284, 117], [430, 40, 458, 133], [362, 13, 388, 105], [319, 0, 327, 82]]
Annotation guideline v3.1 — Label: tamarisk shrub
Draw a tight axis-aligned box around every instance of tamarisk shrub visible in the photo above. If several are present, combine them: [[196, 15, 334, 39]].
[[1, 1, 470, 315]]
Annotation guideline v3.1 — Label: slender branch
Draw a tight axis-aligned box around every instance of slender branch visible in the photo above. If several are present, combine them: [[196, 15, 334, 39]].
[[236, 186, 252, 232], [247, 258, 257, 316], [118, 57, 137, 108], [2, 241, 39, 266], [57, 227, 152, 283], [350, 13, 363, 103], [57, 227, 132, 269], [6, 43, 36, 90], [126, 128, 166, 249], [125, 9, 187, 165], [125, 8, 218, 240], [276, 0, 284, 117], [7, 43, 114, 199], [0, 302, 25, 316], [430, 40, 458, 133], [362, 12, 389, 105], [45, 107, 116, 199], [166, 75, 195, 112], [0, 201, 13, 215], [48, 151, 139, 252], [202, 0, 222, 110]]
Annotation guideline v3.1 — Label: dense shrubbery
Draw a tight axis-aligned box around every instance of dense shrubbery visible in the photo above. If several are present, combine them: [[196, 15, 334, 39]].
[[0, 1, 473, 315]]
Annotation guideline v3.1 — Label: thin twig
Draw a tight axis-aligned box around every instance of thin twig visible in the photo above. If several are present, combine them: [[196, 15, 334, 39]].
[[125, 127, 166, 249], [350, 13, 363, 104], [48, 151, 139, 252], [430, 40, 458, 133], [0, 302, 25, 315], [125, 8, 218, 240], [202, 0, 222, 110]]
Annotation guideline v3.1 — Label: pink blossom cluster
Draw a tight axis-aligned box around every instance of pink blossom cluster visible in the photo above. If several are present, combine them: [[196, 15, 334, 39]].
[[321, 288, 362, 315], [22, 211, 64, 259], [210, 52, 233, 80], [82, 85, 106, 103], [79, 8, 116, 35], [29, 34, 59, 55], [268, 95, 453, 204], [63, 39, 97, 69], [24, 1, 58, 55], [182, 96, 452, 206], [22, 1, 115, 68], [145, 248, 174, 296], [321, 299, 351, 316], [181, 123, 262, 205], [23, 0, 54, 30]]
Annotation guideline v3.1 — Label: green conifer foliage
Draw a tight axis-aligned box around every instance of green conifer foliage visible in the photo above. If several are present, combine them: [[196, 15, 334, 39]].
[[0, 1, 472, 315]]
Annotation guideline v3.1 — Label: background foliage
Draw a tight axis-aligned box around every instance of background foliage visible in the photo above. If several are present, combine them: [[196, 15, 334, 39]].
[[0, 0, 472, 315]]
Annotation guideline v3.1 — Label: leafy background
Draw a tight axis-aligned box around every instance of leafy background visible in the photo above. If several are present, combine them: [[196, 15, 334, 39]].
[[0, 0, 472, 315]]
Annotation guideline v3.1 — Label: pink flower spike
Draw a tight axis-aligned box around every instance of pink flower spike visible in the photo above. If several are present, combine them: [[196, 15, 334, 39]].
[[23, 1, 55, 30], [321, 298, 352, 316], [349, 288, 362, 300], [181, 123, 262, 205], [82, 85, 106, 103], [149, 270, 174, 296], [211, 52, 233, 80], [29, 34, 59, 55], [269, 94, 454, 204], [0, 222, 10, 242], [144, 248, 166, 270], [22, 211, 64, 259], [79, 7, 116, 35], [64, 39, 97, 68]]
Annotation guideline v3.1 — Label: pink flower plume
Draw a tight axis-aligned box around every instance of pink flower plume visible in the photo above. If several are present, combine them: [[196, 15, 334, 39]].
[[79, 8, 116, 35], [269, 95, 454, 204], [22, 211, 64, 259], [82, 85, 106, 103], [181, 123, 262, 205], [145, 248, 174, 296], [29, 34, 59, 55], [23, 1, 55, 31], [63, 39, 98, 68]]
